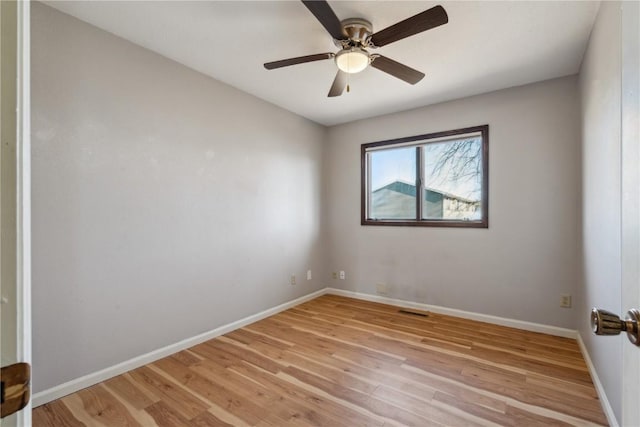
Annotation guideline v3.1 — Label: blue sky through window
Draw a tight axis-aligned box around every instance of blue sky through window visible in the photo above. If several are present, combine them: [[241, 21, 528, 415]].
[[370, 147, 415, 191], [370, 137, 482, 202]]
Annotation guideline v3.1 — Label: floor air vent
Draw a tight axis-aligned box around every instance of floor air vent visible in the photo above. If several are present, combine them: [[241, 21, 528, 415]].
[[398, 309, 429, 317]]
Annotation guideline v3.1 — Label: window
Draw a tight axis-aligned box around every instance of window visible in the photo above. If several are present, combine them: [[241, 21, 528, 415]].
[[361, 125, 489, 227]]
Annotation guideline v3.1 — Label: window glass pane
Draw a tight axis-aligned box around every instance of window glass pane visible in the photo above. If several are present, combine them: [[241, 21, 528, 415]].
[[369, 147, 416, 220], [422, 137, 482, 220]]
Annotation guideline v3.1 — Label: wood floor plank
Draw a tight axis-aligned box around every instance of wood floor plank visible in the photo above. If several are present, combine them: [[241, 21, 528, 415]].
[[280, 365, 445, 426], [104, 373, 159, 410], [172, 349, 204, 367], [525, 371, 599, 399], [276, 348, 380, 395], [33, 399, 86, 427], [224, 328, 292, 350], [33, 295, 608, 427], [283, 340, 441, 405], [504, 404, 577, 427], [150, 359, 267, 425], [128, 365, 209, 420], [432, 390, 515, 427], [144, 400, 193, 427], [369, 385, 476, 427], [102, 382, 160, 426], [191, 410, 235, 427], [230, 361, 382, 427], [75, 384, 143, 426], [203, 339, 285, 374], [401, 363, 606, 426]]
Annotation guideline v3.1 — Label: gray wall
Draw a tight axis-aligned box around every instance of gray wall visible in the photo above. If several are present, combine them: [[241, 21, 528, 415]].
[[578, 1, 622, 422], [31, 3, 326, 393], [324, 76, 582, 329]]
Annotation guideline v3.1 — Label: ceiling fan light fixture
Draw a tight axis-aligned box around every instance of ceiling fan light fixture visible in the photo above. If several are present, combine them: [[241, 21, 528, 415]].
[[335, 47, 369, 74]]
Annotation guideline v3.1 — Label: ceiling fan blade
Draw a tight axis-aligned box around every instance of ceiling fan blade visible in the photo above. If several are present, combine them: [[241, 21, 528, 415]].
[[264, 53, 334, 70], [370, 55, 425, 85], [328, 70, 347, 97], [370, 5, 448, 47], [301, 0, 344, 40]]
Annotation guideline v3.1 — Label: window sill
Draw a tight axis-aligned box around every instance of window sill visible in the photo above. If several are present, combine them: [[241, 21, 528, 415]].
[[361, 219, 488, 228]]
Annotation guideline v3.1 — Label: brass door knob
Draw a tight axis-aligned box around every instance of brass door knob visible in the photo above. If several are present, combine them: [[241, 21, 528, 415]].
[[591, 307, 640, 346]]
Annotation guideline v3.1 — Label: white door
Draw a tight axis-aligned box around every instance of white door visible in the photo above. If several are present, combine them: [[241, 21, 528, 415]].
[[621, 1, 640, 425], [0, 1, 31, 425]]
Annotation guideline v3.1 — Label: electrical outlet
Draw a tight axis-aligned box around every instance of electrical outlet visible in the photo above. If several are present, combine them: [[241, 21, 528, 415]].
[[560, 294, 571, 308], [376, 283, 388, 295], [339, 271, 345, 280], [290, 274, 296, 286], [307, 270, 312, 280], [332, 272, 338, 279]]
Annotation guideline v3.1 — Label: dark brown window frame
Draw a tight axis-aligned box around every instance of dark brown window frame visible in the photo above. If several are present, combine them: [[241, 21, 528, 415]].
[[361, 125, 489, 228]]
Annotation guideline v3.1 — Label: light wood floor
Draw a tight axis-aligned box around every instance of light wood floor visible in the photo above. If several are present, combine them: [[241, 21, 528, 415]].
[[33, 295, 608, 426]]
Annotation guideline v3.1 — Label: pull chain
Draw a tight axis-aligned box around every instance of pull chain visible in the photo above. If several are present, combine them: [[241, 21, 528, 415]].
[[346, 51, 351, 93]]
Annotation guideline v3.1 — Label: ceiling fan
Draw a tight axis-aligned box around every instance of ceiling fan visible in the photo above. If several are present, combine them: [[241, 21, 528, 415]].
[[263, 1, 448, 97]]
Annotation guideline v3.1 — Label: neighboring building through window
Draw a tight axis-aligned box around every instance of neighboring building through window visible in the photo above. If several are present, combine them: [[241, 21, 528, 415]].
[[361, 125, 489, 227]]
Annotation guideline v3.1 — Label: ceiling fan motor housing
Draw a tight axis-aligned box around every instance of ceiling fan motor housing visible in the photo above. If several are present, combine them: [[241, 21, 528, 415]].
[[340, 18, 373, 45]]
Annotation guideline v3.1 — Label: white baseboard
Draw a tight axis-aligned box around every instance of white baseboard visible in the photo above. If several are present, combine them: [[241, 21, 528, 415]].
[[325, 288, 578, 339], [576, 333, 619, 427], [33, 286, 584, 408], [32, 288, 327, 407]]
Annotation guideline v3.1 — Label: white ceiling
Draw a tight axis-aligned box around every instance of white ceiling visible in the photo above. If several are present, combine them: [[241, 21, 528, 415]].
[[44, 1, 600, 126]]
